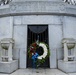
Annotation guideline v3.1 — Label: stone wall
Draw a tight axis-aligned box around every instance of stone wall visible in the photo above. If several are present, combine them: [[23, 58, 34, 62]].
[[13, 15, 62, 68], [0, 17, 13, 40], [0, 0, 76, 69], [63, 16, 76, 39], [0, 15, 76, 69], [13, 15, 76, 68]]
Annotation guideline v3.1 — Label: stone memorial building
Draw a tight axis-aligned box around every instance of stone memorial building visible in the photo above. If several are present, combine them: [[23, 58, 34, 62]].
[[0, 0, 76, 73]]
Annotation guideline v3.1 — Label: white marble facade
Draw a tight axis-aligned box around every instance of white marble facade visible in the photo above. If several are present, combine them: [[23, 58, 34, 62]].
[[13, 15, 62, 68], [0, 0, 76, 69], [0, 15, 76, 69]]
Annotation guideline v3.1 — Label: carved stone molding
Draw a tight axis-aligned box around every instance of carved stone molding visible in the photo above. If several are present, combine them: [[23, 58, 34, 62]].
[[0, 1, 76, 17], [10, 1, 65, 13]]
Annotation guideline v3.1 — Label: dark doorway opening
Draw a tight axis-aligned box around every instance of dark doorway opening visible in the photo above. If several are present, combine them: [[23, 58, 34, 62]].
[[27, 25, 49, 68]]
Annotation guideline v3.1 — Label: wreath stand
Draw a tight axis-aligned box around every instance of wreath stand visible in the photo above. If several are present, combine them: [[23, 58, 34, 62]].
[[28, 35, 49, 70]]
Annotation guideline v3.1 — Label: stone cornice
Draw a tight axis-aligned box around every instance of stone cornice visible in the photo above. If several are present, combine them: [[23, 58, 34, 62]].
[[0, 1, 76, 17]]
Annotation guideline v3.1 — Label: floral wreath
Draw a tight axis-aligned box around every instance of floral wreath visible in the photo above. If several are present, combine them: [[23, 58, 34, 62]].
[[28, 41, 50, 67]]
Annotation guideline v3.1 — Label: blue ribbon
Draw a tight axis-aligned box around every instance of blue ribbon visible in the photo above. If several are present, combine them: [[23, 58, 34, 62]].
[[32, 53, 39, 68]]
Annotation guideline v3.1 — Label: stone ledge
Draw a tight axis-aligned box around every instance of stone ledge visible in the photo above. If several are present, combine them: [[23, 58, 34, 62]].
[[0, 60, 18, 73], [58, 60, 76, 73]]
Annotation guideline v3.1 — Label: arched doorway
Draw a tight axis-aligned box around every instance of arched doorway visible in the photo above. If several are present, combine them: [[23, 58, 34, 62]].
[[27, 25, 49, 68]]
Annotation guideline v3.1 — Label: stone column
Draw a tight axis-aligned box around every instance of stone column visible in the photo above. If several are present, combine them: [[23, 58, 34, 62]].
[[8, 43, 13, 61], [48, 25, 57, 68], [19, 25, 27, 68], [63, 42, 68, 61]]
